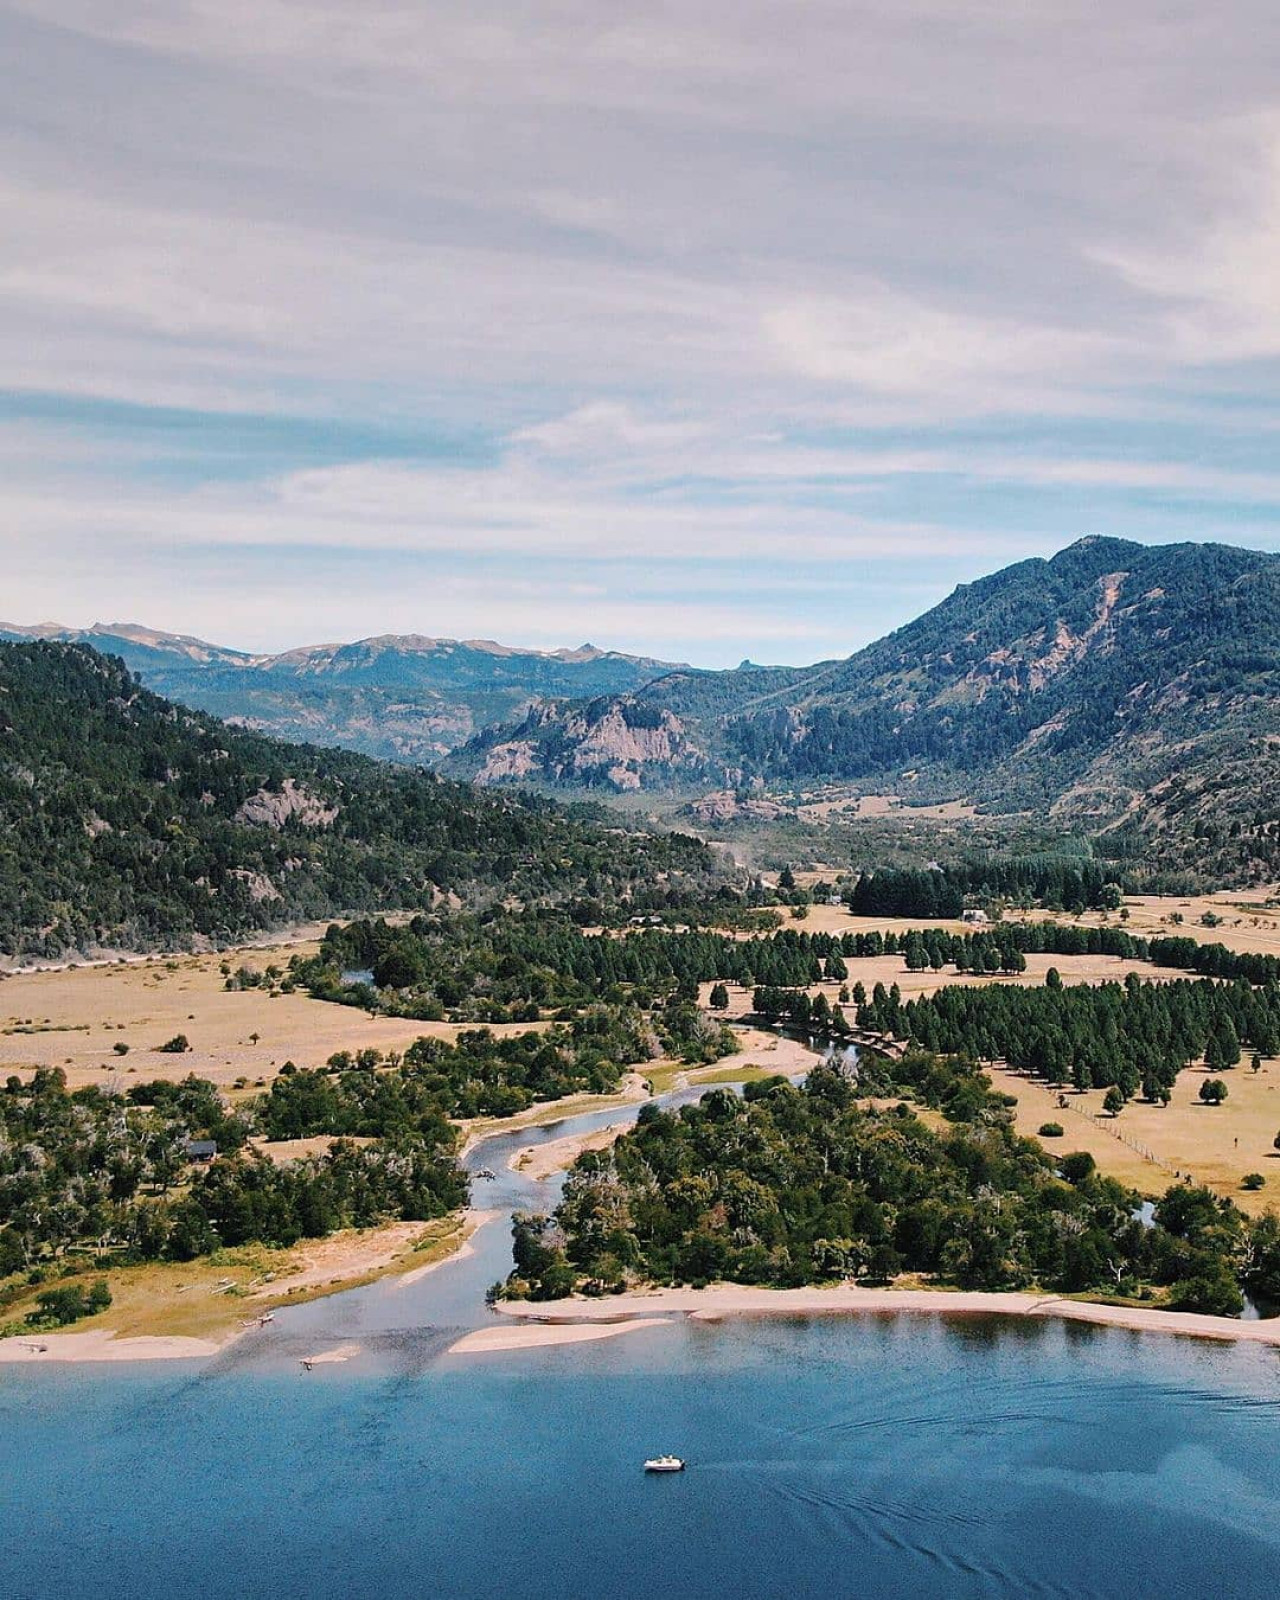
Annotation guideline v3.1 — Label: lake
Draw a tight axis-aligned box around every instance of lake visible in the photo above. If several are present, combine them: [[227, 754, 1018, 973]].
[[3, 1089, 1280, 1598]]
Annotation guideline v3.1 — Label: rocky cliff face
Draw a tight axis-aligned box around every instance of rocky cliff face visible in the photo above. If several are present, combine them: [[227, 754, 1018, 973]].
[[234, 779, 339, 829], [474, 701, 712, 791]]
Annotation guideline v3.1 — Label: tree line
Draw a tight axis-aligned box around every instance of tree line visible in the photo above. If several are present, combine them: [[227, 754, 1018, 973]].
[[845, 860, 1124, 918], [293, 907, 1280, 1031], [863, 974, 1280, 1103]]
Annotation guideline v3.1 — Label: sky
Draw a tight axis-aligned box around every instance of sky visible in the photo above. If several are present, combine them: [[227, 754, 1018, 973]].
[[7, 1, 1280, 666]]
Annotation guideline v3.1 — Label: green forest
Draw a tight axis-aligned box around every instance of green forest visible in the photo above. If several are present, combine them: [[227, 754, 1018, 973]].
[[0, 1064, 464, 1304], [0, 641, 721, 957], [0, 1003, 681, 1319], [292, 907, 1280, 1033], [502, 1059, 1280, 1315]]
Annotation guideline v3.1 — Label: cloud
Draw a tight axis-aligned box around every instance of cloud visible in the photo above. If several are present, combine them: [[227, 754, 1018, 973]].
[[7, 2, 1280, 659], [763, 292, 1121, 398], [1091, 115, 1280, 365]]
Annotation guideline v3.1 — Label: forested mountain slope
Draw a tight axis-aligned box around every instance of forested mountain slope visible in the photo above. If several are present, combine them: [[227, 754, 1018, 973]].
[[449, 538, 1280, 877], [0, 623, 680, 764], [0, 642, 716, 959]]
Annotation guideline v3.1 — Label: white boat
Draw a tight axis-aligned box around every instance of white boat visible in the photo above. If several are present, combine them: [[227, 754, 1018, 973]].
[[643, 1455, 686, 1473]]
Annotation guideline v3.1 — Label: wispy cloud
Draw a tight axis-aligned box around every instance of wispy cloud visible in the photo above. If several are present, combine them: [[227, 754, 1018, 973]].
[[5, 2, 1280, 660]]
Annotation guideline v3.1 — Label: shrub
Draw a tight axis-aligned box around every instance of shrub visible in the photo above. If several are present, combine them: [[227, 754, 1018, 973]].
[[1059, 1152, 1096, 1185], [1242, 1173, 1266, 1191], [156, 1034, 190, 1054], [26, 1279, 111, 1327], [113, 1042, 130, 1056], [1168, 1266, 1243, 1317], [1199, 1079, 1228, 1105], [1038, 1121, 1065, 1138]]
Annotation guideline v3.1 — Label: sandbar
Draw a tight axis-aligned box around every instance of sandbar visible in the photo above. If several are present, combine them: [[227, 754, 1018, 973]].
[[300, 1342, 361, 1365], [511, 1126, 627, 1181], [447, 1316, 671, 1355], [0, 1329, 223, 1363]]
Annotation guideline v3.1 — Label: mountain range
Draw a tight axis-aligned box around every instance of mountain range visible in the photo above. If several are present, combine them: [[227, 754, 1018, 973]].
[[0, 623, 679, 764], [10, 537, 1280, 883]]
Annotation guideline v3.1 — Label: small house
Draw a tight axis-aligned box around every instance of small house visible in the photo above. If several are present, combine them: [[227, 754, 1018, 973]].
[[183, 1139, 218, 1163], [961, 909, 988, 926]]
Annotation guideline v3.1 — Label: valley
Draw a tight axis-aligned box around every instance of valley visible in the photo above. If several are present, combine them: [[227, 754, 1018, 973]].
[[4, 591, 1280, 1363], [12, 14, 1280, 1591], [5, 873, 1280, 1351]]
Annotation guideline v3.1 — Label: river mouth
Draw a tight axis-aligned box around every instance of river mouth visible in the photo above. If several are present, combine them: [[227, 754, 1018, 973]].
[[226, 1042, 1280, 1368], [259, 1065, 818, 1358]]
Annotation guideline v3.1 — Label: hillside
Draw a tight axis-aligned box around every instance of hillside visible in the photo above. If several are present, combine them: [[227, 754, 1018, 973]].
[[0, 642, 717, 960], [448, 538, 1280, 880], [0, 624, 680, 764]]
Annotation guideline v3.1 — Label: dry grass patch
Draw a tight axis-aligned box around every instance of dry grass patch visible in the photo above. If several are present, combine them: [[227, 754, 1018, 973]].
[[1018, 888, 1280, 958], [0, 944, 548, 1091], [247, 1133, 376, 1163], [697, 954, 1175, 1029], [989, 1059, 1280, 1213]]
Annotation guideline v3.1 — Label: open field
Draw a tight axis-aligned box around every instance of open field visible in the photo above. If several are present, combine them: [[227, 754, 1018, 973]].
[[793, 793, 979, 823], [247, 1133, 374, 1163], [773, 884, 1280, 958], [0, 944, 547, 1092], [1022, 889, 1280, 956], [698, 951, 1181, 1025], [10, 892, 1270, 1097], [988, 1060, 1280, 1214], [698, 923, 1280, 1204]]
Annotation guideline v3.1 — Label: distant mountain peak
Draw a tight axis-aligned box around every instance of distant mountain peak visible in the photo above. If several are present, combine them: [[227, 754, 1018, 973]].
[[0, 619, 74, 639], [446, 534, 1280, 883], [1063, 533, 1132, 550], [0, 621, 687, 766]]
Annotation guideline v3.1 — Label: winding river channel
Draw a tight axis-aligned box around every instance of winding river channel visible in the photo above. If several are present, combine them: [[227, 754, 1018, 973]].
[[274, 1074, 760, 1355]]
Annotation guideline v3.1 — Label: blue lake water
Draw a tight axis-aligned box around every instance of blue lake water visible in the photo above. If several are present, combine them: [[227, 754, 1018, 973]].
[[4, 1087, 1280, 1599]]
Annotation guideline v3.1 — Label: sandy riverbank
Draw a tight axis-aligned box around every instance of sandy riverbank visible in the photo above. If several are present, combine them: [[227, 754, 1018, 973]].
[[0, 1328, 225, 1363], [457, 1072, 649, 1160], [393, 1210, 499, 1285], [493, 1285, 1280, 1347], [0, 1210, 493, 1364]]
